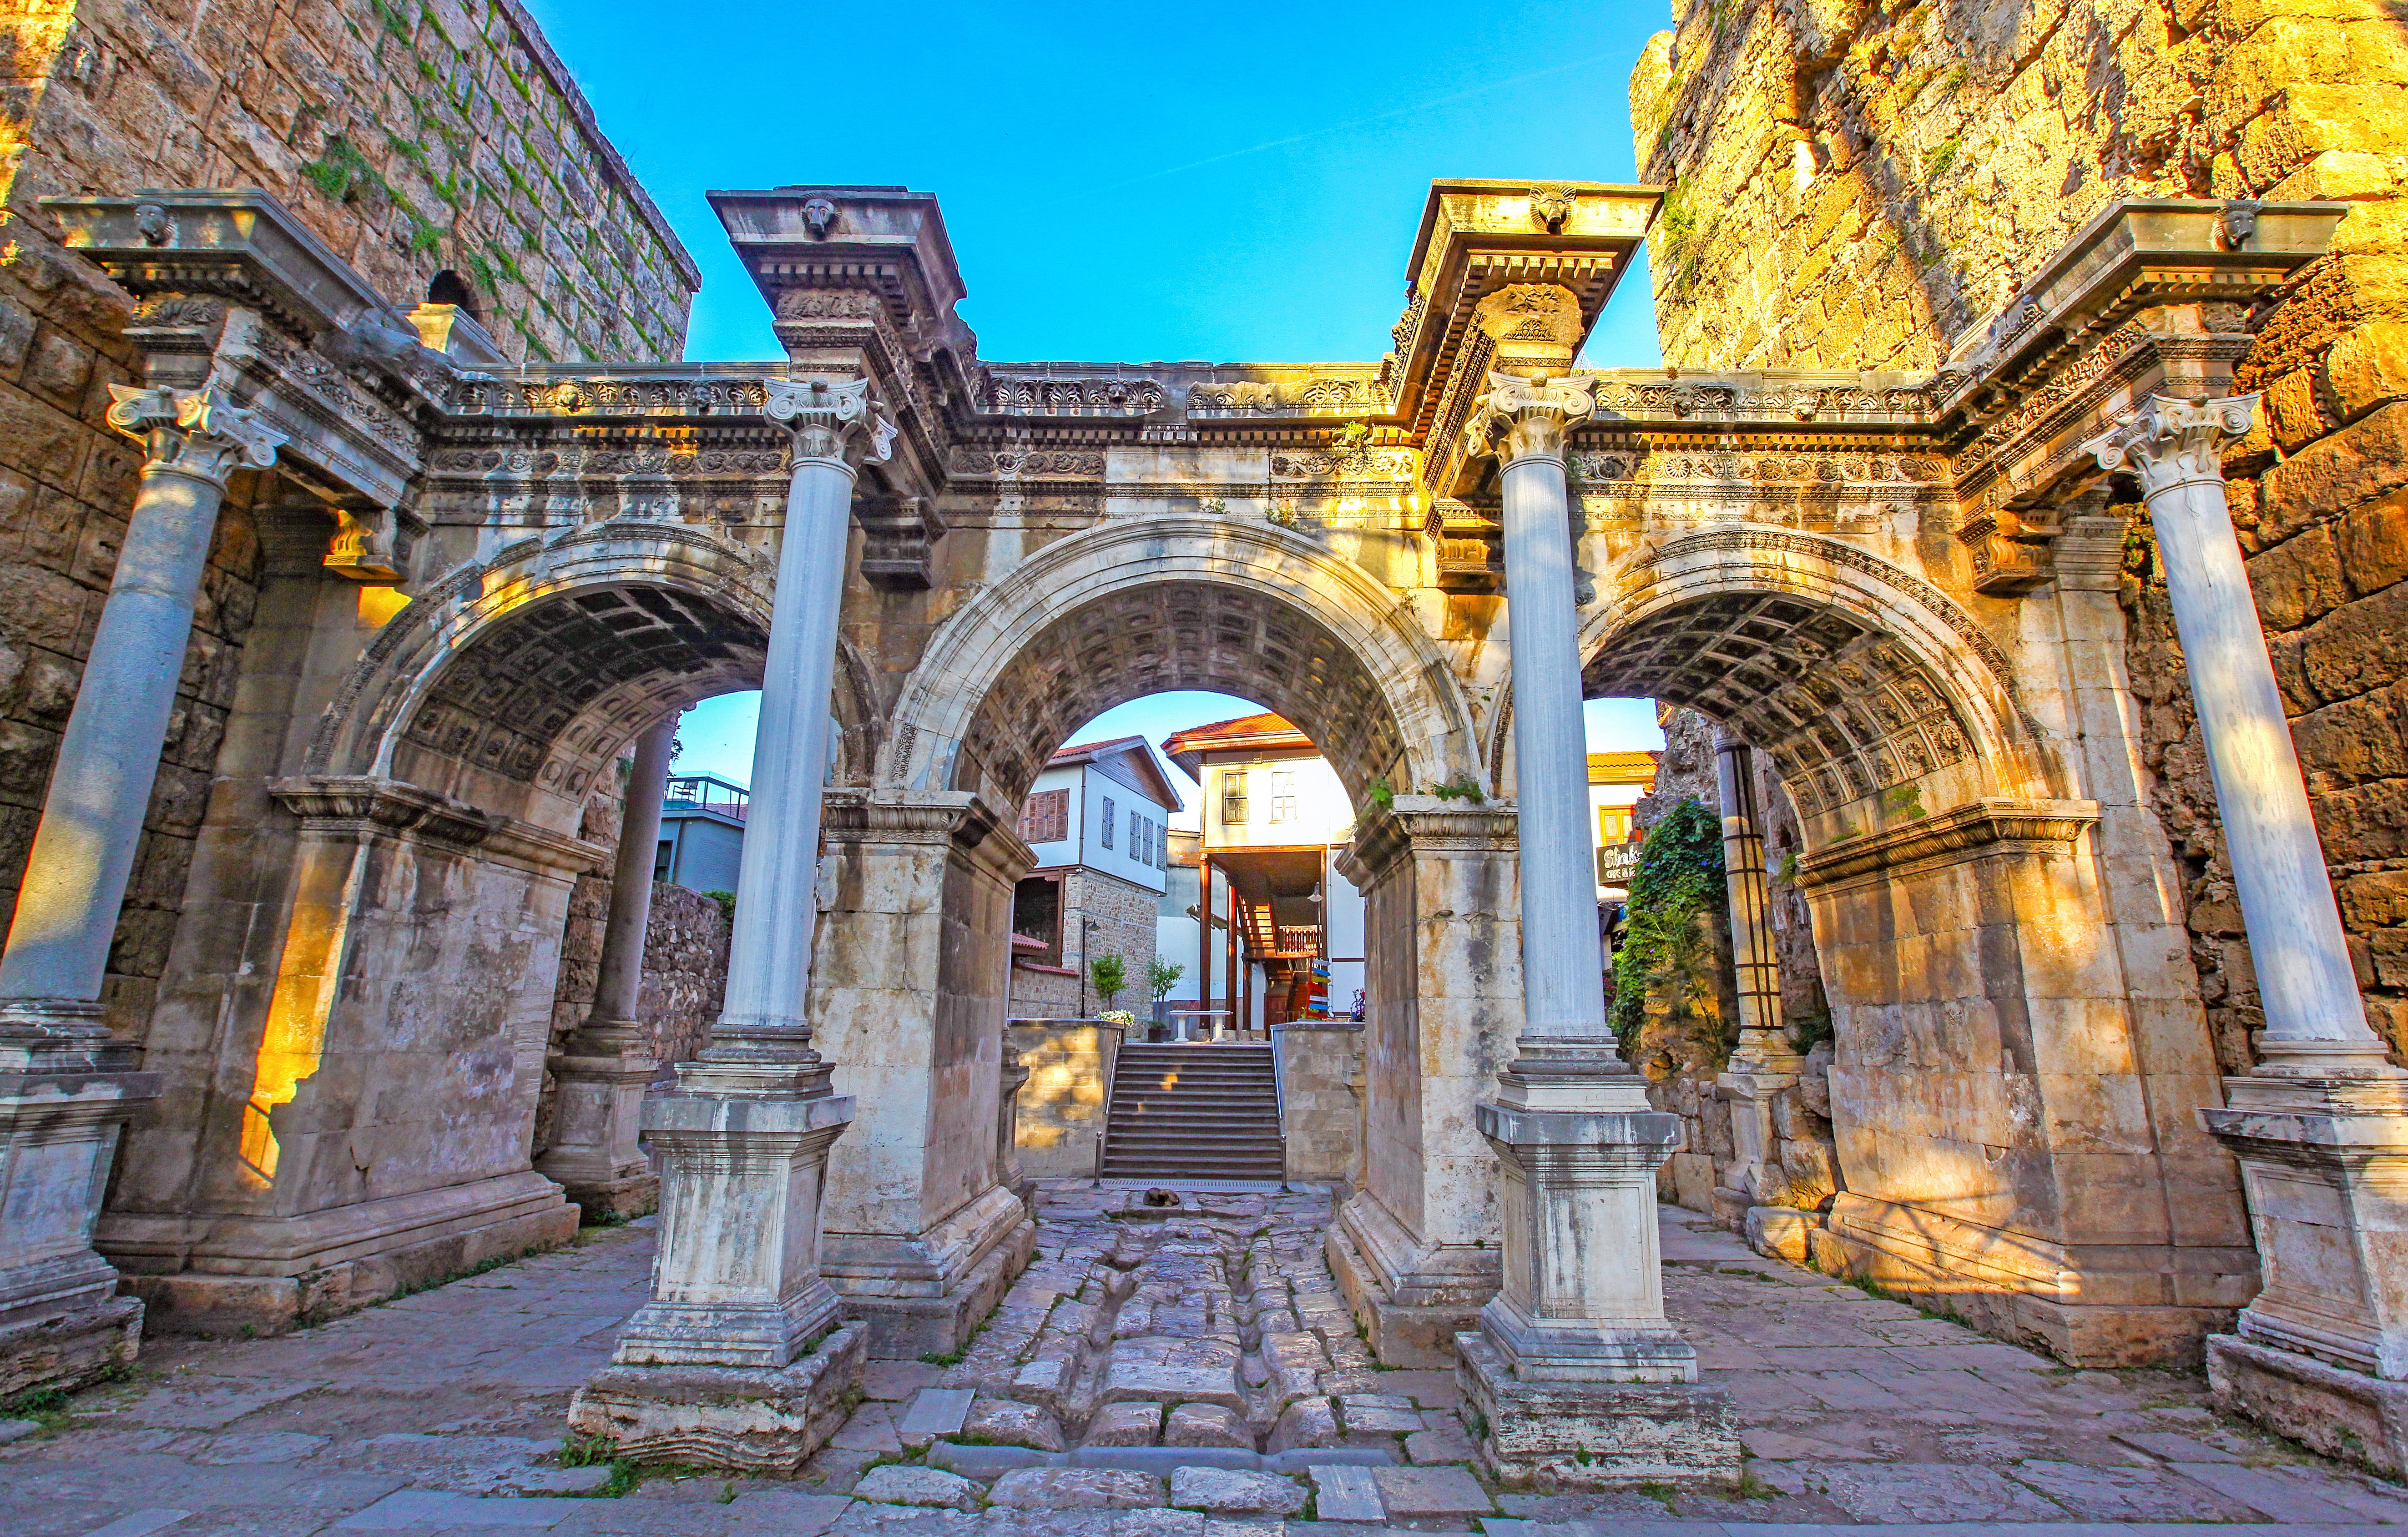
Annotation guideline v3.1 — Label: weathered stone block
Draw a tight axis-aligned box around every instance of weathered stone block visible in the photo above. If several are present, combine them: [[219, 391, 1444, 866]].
[[988, 1467, 1162, 1509], [565, 1321, 867, 1474], [1170, 1466, 1307, 1515], [1163, 1401, 1250, 1448], [1086, 1400, 1162, 1446], [854, 1465, 983, 1510], [962, 1395, 1066, 1452], [1745, 1205, 1820, 1265], [1456, 1331, 1739, 1489], [2209, 1332, 2408, 1476]]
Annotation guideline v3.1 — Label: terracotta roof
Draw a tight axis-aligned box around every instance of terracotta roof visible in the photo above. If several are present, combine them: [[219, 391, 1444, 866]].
[[1041, 735, 1184, 812], [1161, 712, 1315, 780], [1587, 750, 1661, 789]]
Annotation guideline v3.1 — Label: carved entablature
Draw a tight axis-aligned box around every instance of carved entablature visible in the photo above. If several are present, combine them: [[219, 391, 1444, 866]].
[[43, 192, 487, 524], [451, 371, 774, 418], [982, 373, 1165, 418], [1429, 499, 1503, 591], [1586, 373, 1938, 427], [1186, 369, 1388, 418]]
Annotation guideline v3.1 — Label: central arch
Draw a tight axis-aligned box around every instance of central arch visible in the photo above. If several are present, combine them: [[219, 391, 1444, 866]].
[[882, 517, 1483, 805], [818, 515, 1502, 1362]]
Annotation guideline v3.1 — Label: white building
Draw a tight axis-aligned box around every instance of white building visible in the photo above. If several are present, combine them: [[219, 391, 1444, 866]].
[[1008, 736, 1183, 1018], [1157, 714, 1365, 1033]]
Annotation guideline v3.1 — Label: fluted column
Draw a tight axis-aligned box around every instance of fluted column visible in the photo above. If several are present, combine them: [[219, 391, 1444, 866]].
[[2086, 394, 2408, 1468], [536, 716, 677, 1220], [598, 378, 888, 1382], [0, 385, 280, 1398], [1453, 299, 1732, 1489], [1713, 734, 1800, 1210]]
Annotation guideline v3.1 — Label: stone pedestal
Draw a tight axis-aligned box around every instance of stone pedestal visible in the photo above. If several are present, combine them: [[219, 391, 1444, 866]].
[[1457, 1331, 1739, 1489], [1461, 1080, 1742, 1487], [2196, 1073, 2408, 1471], [0, 1020, 156, 1397], [536, 1049, 659, 1223]]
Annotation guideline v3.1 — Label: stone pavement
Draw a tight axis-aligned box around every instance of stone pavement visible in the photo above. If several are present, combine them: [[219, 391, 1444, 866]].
[[5, 1185, 2408, 1535]]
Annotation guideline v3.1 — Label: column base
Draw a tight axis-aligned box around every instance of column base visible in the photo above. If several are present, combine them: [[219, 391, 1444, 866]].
[[105, 1170, 579, 1335], [0, 1294, 141, 1400], [1456, 1331, 1740, 1489], [1815, 1192, 2249, 1367], [2209, 1332, 2408, 1476], [1325, 1192, 1497, 1368], [569, 1319, 867, 1472], [534, 1048, 661, 1226], [824, 1184, 1035, 1358]]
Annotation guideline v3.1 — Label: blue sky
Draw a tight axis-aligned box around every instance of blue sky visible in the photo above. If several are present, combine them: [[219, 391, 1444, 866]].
[[519, 0, 1676, 788]]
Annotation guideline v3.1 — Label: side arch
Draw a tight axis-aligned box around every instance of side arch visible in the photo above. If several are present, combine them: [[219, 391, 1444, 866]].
[[308, 519, 777, 830], [879, 515, 1484, 806], [1569, 526, 2057, 829]]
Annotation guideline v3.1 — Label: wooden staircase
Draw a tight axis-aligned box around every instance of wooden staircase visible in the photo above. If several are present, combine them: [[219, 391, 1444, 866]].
[[1100, 1043, 1285, 1181]]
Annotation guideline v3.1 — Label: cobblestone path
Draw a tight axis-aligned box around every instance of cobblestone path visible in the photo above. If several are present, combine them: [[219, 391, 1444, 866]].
[[6, 1184, 2408, 1534]]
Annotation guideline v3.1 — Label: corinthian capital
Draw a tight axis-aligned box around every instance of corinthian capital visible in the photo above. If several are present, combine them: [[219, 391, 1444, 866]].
[[1464, 371, 1600, 465], [2080, 393, 2259, 498], [104, 385, 285, 486], [765, 375, 898, 469]]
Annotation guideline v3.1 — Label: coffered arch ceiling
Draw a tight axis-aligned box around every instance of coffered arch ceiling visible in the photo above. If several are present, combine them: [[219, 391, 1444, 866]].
[[397, 584, 767, 811], [1585, 591, 1976, 819], [952, 581, 1408, 813]]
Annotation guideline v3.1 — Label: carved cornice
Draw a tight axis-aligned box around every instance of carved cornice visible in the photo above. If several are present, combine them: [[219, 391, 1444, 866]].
[[1341, 798, 1517, 887], [269, 775, 606, 875], [820, 788, 1032, 887], [1794, 797, 2099, 892]]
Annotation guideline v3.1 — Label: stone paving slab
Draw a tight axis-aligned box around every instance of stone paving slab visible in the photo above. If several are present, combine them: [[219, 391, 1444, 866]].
[[12, 1201, 2408, 1534]]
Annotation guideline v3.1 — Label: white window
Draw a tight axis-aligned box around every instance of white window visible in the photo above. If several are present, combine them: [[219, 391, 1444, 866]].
[[1221, 770, 1248, 825], [1270, 769, 1297, 823]]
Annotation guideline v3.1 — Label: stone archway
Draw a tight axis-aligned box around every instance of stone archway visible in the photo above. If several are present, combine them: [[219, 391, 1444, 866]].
[[813, 515, 1505, 1363], [103, 522, 781, 1334], [882, 515, 1483, 802], [1565, 528, 2251, 1364]]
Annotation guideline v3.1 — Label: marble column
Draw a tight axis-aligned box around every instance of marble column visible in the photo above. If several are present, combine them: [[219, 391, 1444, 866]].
[[1712, 735, 1802, 1217], [1454, 332, 1738, 1487], [536, 716, 678, 1221], [2087, 394, 2408, 1471], [570, 376, 889, 1471], [0, 386, 282, 1397]]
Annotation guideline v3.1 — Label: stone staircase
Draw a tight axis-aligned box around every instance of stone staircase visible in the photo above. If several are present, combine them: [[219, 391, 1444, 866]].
[[1101, 1043, 1285, 1181]]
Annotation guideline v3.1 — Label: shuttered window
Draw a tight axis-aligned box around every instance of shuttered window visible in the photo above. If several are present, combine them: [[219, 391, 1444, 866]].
[[1101, 796, 1116, 848], [1020, 788, 1070, 844]]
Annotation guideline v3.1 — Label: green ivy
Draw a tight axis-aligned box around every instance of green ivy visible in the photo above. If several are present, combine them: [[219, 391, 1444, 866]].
[[1609, 797, 1727, 1058]]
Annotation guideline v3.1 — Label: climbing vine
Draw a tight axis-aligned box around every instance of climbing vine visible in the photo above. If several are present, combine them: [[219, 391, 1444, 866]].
[[1608, 798, 1728, 1059]]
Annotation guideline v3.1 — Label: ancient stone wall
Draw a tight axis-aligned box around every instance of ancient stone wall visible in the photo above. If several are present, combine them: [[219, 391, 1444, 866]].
[[1630, 0, 2408, 1063], [3, 0, 698, 363], [0, 0, 696, 1029]]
